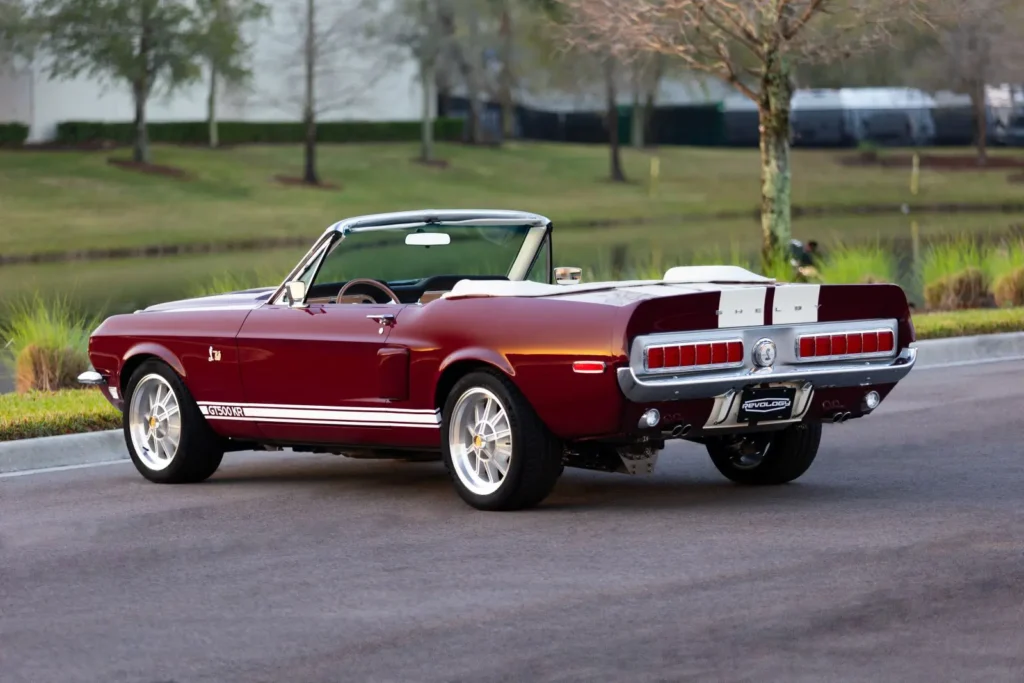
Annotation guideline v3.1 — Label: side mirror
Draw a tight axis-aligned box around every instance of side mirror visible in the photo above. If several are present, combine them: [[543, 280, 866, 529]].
[[284, 280, 307, 308], [554, 266, 582, 285]]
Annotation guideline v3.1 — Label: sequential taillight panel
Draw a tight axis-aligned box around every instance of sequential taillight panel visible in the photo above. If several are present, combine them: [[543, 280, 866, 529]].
[[797, 330, 895, 361], [645, 340, 744, 372]]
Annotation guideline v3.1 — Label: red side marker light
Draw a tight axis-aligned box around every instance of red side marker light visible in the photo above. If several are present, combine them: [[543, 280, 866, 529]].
[[572, 360, 606, 374]]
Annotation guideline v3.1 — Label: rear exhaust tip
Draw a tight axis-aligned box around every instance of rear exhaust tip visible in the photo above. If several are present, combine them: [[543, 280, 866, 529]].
[[666, 424, 692, 438], [832, 412, 849, 424]]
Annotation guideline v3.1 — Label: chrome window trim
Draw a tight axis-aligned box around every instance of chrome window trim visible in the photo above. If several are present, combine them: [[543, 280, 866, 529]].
[[643, 339, 745, 374], [267, 210, 554, 306]]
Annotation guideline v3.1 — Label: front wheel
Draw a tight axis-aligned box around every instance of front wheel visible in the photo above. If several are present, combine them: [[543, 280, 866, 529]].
[[123, 360, 224, 484], [441, 371, 563, 511], [706, 422, 822, 485]]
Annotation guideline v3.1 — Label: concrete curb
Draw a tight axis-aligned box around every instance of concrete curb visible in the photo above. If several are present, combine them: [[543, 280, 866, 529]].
[[0, 430, 126, 475], [912, 332, 1024, 368], [2, 332, 1023, 476]]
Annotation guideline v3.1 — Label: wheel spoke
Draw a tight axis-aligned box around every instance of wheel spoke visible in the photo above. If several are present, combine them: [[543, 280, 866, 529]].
[[489, 428, 510, 442], [161, 404, 179, 420], [493, 450, 510, 476]]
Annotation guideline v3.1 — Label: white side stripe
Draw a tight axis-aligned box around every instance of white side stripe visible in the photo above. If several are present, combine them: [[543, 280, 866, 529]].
[[717, 287, 767, 328], [197, 402, 441, 428], [773, 285, 821, 324]]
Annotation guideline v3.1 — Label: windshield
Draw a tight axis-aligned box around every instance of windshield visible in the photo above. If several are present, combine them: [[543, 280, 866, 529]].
[[310, 223, 548, 288]]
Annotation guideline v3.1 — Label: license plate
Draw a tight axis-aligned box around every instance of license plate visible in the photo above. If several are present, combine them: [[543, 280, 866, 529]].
[[738, 387, 796, 423]]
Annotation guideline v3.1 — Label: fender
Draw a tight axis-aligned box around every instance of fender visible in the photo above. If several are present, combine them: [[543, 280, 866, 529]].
[[438, 346, 516, 378], [120, 342, 187, 386]]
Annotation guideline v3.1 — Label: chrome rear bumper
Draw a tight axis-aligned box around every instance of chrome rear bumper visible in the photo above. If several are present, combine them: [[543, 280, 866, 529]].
[[617, 347, 917, 403]]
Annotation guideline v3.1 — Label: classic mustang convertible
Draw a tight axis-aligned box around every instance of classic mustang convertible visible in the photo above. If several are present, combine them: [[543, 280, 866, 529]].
[[80, 209, 917, 510]]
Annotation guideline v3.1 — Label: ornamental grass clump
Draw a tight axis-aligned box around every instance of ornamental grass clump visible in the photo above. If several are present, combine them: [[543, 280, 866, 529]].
[[1, 296, 98, 393], [987, 238, 1024, 308], [188, 270, 277, 298], [922, 237, 991, 311], [819, 241, 896, 285]]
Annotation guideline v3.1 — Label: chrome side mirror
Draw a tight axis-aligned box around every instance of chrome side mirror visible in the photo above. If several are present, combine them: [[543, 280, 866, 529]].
[[284, 280, 308, 308], [554, 266, 582, 285]]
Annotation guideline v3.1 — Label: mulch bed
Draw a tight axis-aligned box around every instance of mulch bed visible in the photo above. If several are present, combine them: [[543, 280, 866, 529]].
[[107, 158, 191, 179], [273, 175, 341, 190], [839, 153, 1024, 170]]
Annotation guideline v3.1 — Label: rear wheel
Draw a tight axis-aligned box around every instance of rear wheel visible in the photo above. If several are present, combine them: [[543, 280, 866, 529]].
[[123, 360, 224, 483], [442, 371, 563, 511], [706, 422, 821, 485]]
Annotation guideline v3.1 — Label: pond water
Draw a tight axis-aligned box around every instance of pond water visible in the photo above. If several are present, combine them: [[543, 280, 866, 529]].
[[1, 214, 1021, 319]]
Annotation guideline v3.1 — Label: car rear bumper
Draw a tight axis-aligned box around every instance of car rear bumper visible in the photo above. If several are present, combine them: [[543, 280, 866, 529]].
[[617, 347, 917, 403]]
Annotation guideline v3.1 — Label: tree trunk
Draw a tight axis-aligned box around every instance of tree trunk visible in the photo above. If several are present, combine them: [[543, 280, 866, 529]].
[[631, 67, 644, 149], [302, 0, 318, 185], [972, 81, 988, 166], [132, 80, 149, 165], [207, 64, 219, 149], [464, 8, 483, 145], [758, 54, 794, 270], [498, 3, 514, 141], [420, 57, 435, 163], [642, 54, 664, 147], [605, 58, 625, 183]]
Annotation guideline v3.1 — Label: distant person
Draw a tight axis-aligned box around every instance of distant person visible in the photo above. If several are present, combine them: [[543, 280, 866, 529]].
[[789, 239, 821, 268]]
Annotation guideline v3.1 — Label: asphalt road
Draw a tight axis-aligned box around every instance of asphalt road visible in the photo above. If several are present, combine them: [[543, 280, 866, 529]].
[[2, 361, 1023, 683]]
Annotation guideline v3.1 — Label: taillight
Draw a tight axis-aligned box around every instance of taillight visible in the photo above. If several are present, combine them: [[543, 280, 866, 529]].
[[645, 340, 743, 371], [797, 330, 896, 360]]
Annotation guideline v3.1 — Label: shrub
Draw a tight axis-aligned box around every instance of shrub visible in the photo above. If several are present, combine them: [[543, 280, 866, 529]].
[[55, 119, 465, 146], [1, 296, 99, 393], [921, 237, 991, 310], [0, 122, 29, 147], [820, 241, 896, 285], [987, 239, 1024, 307], [993, 267, 1024, 308], [924, 267, 990, 311]]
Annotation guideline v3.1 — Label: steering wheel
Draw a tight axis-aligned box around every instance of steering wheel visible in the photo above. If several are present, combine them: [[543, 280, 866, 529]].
[[337, 278, 401, 304]]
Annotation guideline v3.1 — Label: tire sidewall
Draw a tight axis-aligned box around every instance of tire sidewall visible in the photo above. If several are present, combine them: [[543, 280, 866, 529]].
[[122, 360, 212, 483], [441, 372, 528, 509]]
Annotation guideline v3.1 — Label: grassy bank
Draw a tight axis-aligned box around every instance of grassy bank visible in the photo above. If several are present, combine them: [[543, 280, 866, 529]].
[[912, 307, 1024, 340], [0, 389, 120, 441], [2, 143, 1023, 257]]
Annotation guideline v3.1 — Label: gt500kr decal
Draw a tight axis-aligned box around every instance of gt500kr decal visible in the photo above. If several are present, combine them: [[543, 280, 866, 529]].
[[197, 402, 441, 428]]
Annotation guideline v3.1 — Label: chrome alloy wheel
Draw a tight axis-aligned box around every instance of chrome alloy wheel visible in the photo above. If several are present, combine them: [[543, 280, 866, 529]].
[[449, 387, 513, 496], [128, 373, 182, 472]]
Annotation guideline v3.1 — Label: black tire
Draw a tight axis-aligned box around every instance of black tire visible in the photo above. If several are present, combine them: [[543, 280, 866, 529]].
[[707, 422, 822, 485], [441, 370, 563, 511], [122, 360, 224, 484]]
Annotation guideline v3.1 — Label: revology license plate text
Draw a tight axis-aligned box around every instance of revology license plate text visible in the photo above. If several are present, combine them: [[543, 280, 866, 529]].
[[738, 387, 796, 423]]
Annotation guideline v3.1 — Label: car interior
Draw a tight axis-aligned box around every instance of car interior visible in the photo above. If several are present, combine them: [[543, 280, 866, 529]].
[[305, 274, 510, 306]]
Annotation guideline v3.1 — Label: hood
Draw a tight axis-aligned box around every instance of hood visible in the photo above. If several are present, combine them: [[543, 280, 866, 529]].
[[142, 287, 277, 312]]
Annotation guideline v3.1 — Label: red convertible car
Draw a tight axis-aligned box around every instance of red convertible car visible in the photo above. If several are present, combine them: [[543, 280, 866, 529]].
[[80, 209, 917, 510]]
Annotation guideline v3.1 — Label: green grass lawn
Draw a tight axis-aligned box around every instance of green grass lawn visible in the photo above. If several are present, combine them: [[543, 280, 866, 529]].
[[911, 306, 1024, 340], [0, 388, 120, 441], [2, 142, 1023, 257]]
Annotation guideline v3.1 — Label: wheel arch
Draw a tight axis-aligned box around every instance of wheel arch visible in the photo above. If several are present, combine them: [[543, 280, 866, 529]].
[[434, 351, 515, 413], [120, 343, 186, 394]]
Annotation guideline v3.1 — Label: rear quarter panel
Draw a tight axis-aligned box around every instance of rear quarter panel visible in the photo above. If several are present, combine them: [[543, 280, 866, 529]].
[[391, 297, 633, 440]]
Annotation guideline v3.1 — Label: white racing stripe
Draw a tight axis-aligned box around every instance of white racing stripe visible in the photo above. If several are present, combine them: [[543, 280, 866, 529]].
[[717, 287, 767, 328], [197, 402, 441, 428], [773, 285, 821, 324]]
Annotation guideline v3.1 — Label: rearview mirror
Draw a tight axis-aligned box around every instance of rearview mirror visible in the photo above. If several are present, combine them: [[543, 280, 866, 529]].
[[284, 280, 307, 308], [554, 266, 582, 285], [406, 232, 451, 246]]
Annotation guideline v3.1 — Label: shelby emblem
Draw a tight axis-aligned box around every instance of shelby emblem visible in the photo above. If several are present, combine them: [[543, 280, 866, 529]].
[[752, 338, 777, 368]]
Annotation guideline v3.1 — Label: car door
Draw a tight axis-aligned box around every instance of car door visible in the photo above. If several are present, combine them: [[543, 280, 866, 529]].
[[234, 300, 412, 444]]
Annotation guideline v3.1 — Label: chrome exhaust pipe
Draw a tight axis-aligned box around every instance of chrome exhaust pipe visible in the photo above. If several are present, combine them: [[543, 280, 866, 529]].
[[678, 424, 692, 437], [833, 412, 851, 424], [663, 424, 692, 439]]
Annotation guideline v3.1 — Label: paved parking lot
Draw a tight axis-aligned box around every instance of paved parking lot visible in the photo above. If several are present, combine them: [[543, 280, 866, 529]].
[[2, 361, 1023, 682]]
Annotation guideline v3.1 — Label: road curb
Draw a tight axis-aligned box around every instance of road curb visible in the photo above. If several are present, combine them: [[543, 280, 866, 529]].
[[0, 430, 126, 475], [912, 332, 1024, 368], [2, 332, 1023, 476]]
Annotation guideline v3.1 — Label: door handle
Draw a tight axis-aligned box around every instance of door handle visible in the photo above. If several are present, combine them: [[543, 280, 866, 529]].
[[367, 314, 396, 334]]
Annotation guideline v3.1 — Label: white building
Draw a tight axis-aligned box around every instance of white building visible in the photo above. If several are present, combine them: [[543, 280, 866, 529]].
[[0, 0, 423, 142]]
